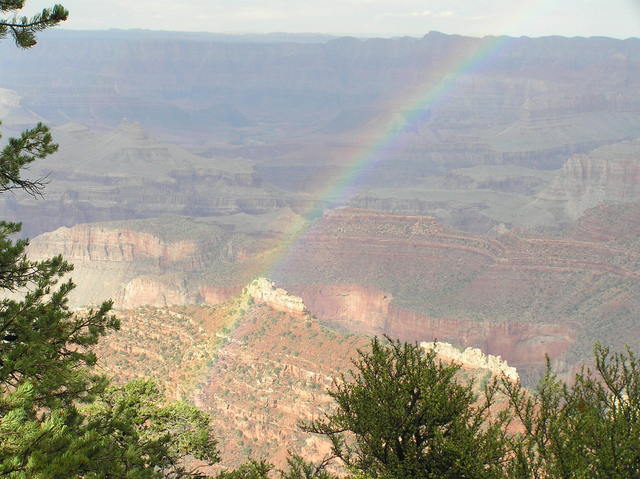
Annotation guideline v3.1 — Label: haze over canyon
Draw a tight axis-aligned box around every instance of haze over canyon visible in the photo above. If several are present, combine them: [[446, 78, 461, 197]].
[[2, 28, 640, 465]]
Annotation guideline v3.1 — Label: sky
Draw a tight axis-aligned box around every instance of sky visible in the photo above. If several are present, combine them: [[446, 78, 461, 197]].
[[22, 0, 640, 38]]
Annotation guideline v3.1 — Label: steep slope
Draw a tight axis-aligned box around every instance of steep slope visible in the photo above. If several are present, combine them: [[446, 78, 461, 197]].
[[532, 139, 640, 224], [31, 205, 640, 381], [0, 87, 45, 127], [95, 285, 517, 469], [27, 209, 302, 307]]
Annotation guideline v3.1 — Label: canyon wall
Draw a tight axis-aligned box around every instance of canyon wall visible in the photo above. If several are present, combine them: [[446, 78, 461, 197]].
[[287, 281, 573, 374], [0, 122, 293, 238], [534, 139, 640, 222], [28, 206, 640, 378]]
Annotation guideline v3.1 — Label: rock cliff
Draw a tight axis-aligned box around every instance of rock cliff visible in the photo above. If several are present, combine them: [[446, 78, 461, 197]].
[[29, 206, 640, 380], [533, 139, 640, 222], [246, 278, 307, 316], [421, 342, 519, 381]]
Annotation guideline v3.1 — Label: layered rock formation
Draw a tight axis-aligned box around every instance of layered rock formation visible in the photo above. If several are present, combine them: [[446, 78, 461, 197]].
[[421, 342, 518, 381], [94, 306, 219, 400], [533, 140, 640, 223], [30, 206, 640, 380], [246, 278, 307, 316], [26, 210, 299, 307], [0, 121, 293, 237], [95, 297, 371, 469]]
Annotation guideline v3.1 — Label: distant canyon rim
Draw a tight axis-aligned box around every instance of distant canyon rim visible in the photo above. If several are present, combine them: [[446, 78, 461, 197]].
[[1, 30, 638, 385]]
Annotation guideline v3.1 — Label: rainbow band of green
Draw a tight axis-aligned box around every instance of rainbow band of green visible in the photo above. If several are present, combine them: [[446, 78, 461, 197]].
[[259, 32, 518, 278]]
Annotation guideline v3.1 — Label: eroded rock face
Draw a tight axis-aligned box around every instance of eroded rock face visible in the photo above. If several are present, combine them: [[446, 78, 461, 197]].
[[246, 278, 307, 316], [118, 277, 190, 309], [197, 285, 244, 305], [421, 341, 519, 381], [28, 225, 202, 267], [28, 206, 640, 378], [287, 283, 392, 333], [534, 140, 640, 221], [286, 282, 574, 371], [26, 213, 289, 307]]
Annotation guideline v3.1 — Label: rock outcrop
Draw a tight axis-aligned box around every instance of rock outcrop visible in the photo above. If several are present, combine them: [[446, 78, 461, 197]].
[[533, 140, 640, 222], [246, 278, 307, 316], [28, 206, 640, 379], [421, 341, 519, 381]]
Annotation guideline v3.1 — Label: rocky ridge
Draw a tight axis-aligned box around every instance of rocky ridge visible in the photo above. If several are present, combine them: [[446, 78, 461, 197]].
[[246, 278, 307, 316], [533, 139, 640, 223], [421, 342, 519, 381], [30, 206, 640, 381], [95, 286, 517, 469]]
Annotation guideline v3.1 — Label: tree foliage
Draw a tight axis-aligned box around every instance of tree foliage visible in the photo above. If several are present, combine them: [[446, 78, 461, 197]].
[[215, 456, 336, 479], [0, 1, 68, 48], [0, 4, 220, 477], [77, 380, 219, 479], [215, 459, 273, 479], [503, 344, 640, 479], [304, 337, 510, 479]]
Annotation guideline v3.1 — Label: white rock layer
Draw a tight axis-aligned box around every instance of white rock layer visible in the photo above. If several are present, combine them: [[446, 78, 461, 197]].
[[421, 341, 519, 381]]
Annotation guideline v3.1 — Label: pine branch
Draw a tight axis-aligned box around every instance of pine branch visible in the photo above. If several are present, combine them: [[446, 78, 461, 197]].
[[0, 4, 68, 48]]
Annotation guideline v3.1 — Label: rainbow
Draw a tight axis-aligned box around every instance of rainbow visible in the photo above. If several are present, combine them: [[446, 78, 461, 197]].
[[260, 31, 520, 277], [196, 16, 554, 386]]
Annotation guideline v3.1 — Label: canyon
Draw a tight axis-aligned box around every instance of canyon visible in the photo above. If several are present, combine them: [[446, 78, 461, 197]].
[[1, 26, 639, 474], [96, 288, 518, 469], [0, 121, 297, 237], [28, 204, 640, 382], [2, 32, 640, 236]]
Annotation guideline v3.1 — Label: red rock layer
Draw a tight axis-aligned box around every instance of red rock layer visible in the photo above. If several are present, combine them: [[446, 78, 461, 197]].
[[29, 206, 640, 375]]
